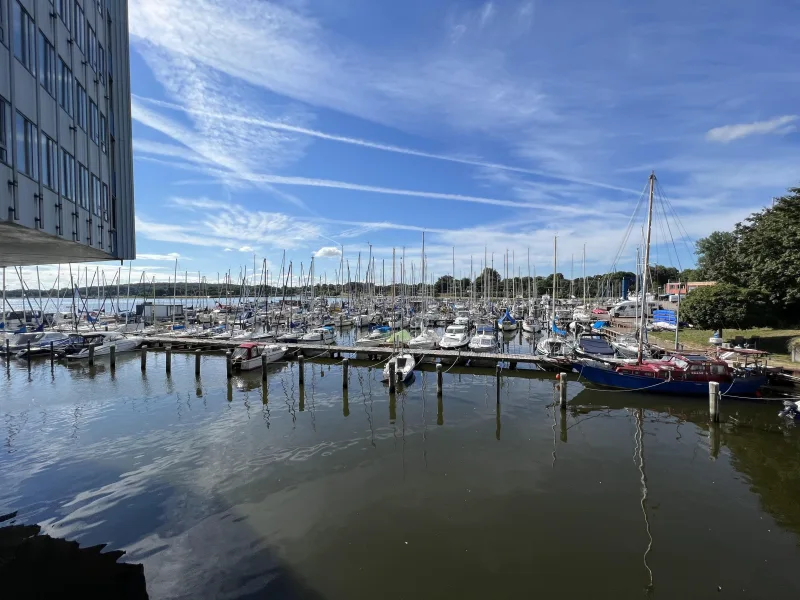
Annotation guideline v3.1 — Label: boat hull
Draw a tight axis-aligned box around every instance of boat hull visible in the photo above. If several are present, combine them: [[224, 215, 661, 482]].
[[576, 363, 765, 396]]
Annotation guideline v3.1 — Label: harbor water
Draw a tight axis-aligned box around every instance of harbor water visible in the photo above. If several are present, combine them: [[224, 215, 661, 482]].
[[2, 346, 800, 598]]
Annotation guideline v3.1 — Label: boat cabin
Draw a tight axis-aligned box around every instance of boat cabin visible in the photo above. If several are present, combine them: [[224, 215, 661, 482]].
[[616, 354, 731, 382], [232, 343, 262, 363]]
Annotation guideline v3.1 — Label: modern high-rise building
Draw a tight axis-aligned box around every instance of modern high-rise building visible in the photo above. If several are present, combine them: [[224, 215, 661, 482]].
[[0, 0, 134, 267]]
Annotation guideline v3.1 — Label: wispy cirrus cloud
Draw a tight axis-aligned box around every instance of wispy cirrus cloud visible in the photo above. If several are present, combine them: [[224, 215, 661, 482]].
[[706, 115, 798, 143]]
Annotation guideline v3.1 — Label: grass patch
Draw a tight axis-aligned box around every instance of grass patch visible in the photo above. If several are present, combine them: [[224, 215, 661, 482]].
[[649, 328, 800, 366]]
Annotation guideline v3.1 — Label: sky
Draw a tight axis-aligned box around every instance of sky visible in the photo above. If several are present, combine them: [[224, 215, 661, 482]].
[[15, 0, 800, 289]]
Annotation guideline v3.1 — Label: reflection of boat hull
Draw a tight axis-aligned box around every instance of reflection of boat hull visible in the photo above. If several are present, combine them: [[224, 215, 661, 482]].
[[576, 363, 766, 396]]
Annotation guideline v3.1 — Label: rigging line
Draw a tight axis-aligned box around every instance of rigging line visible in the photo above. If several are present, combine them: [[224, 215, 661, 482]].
[[608, 181, 649, 272], [657, 180, 696, 256], [655, 186, 683, 271], [636, 409, 655, 592]]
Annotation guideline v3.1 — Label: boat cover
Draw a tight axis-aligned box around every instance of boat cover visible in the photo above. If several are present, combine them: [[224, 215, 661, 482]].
[[579, 336, 615, 356], [498, 310, 517, 325]]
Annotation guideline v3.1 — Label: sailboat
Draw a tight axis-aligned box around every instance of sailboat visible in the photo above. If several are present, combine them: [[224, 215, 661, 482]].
[[577, 173, 765, 396], [409, 233, 441, 350], [536, 237, 576, 357], [383, 248, 415, 384]]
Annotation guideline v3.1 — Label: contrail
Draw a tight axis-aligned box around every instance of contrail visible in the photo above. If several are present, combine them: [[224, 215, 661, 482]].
[[134, 95, 642, 195], [221, 172, 606, 215]]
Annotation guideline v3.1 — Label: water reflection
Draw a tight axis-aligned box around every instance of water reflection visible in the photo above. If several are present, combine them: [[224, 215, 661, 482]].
[[1, 351, 799, 599]]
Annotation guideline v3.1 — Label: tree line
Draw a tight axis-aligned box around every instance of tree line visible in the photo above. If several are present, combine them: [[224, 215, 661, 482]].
[[679, 186, 800, 330]]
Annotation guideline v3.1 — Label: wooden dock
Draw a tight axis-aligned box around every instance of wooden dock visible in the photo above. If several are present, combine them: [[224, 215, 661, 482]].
[[142, 336, 573, 371]]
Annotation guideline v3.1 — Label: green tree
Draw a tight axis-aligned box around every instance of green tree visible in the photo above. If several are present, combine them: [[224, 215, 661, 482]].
[[434, 275, 454, 296], [695, 231, 738, 282], [731, 188, 800, 318], [680, 284, 766, 333], [475, 268, 501, 295]]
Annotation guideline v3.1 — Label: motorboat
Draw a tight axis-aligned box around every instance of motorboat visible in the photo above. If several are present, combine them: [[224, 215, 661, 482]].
[[469, 326, 498, 353], [231, 343, 287, 371], [535, 335, 576, 357], [355, 326, 392, 347], [439, 324, 470, 350], [12, 331, 71, 358], [383, 353, 416, 383], [408, 328, 440, 350], [300, 326, 335, 343], [65, 332, 143, 360], [2, 331, 66, 354], [521, 315, 539, 333], [577, 353, 765, 396]]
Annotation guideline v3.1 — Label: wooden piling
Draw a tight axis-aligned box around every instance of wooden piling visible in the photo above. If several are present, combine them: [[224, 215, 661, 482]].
[[195, 349, 201, 376], [26, 341, 31, 367], [225, 350, 232, 379], [495, 365, 501, 404], [140, 347, 147, 370], [342, 358, 349, 389], [165, 347, 172, 374], [389, 361, 396, 394], [87, 344, 94, 366], [709, 381, 720, 422], [110, 346, 116, 370], [436, 363, 443, 396], [5, 339, 9, 362], [261, 352, 268, 381], [298, 355, 305, 384], [559, 372, 567, 409], [50, 341, 54, 367]]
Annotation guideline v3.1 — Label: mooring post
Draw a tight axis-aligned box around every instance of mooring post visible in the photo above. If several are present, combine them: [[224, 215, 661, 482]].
[[50, 341, 54, 367], [5, 339, 9, 362], [389, 361, 396, 394], [141, 346, 147, 370], [559, 372, 567, 409], [342, 358, 349, 389], [709, 381, 720, 422], [298, 355, 305, 385], [225, 350, 233, 379], [166, 346, 172, 374], [436, 363, 443, 396], [195, 349, 201, 377], [26, 341, 31, 368], [495, 365, 501, 404], [110, 345, 116, 370], [261, 353, 268, 381], [86, 344, 94, 366]]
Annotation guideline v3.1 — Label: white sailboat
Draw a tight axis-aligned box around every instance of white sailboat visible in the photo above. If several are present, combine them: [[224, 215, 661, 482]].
[[384, 248, 415, 383]]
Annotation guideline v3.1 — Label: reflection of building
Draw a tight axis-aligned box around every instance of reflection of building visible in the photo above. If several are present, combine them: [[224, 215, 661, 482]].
[[665, 281, 716, 295], [0, 0, 134, 266]]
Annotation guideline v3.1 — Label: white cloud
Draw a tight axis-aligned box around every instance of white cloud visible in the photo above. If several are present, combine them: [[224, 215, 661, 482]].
[[223, 248, 234, 252], [706, 115, 798, 143], [238, 246, 255, 253], [136, 252, 187, 261], [313, 246, 342, 258]]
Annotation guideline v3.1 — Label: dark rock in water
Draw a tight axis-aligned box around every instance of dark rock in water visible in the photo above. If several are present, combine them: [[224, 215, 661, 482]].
[[0, 514, 148, 600]]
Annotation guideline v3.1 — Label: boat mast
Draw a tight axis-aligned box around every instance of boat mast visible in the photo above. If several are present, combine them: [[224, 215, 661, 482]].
[[552, 236, 557, 332], [637, 172, 656, 364], [583, 244, 587, 307]]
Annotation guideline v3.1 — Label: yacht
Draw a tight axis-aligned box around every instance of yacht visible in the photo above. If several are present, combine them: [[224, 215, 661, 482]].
[[231, 343, 287, 371], [65, 332, 143, 360], [497, 309, 518, 332], [355, 326, 392, 347], [535, 335, 576, 357], [12, 331, 71, 358], [439, 324, 470, 350], [300, 326, 335, 343], [408, 328, 440, 350], [468, 326, 498, 366], [383, 353, 416, 383]]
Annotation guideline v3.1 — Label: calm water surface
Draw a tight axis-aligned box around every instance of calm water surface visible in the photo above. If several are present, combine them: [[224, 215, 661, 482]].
[[2, 345, 800, 599]]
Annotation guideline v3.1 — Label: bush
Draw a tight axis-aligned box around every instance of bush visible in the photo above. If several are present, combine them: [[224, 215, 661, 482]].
[[680, 284, 767, 330]]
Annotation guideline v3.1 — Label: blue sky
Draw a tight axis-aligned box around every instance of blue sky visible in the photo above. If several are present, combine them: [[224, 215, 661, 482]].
[[44, 0, 800, 288]]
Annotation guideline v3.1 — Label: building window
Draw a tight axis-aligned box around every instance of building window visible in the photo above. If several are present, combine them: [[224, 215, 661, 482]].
[[0, 96, 10, 165], [101, 182, 108, 221], [87, 25, 96, 71], [0, 0, 5, 45], [15, 112, 39, 180], [89, 99, 98, 143], [58, 0, 71, 31], [99, 113, 107, 153], [97, 43, 105, 84], [39, 32, 57, 97], [58, 58, 74, 116], [91, 174, 100, 215], [75, 83, 87, 130], [74, 2, 84, 53], [60, 148, 75, 200], [77, 162, 88, 208], [41, 133, 58, 191], [13, 1, 36, 76]]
